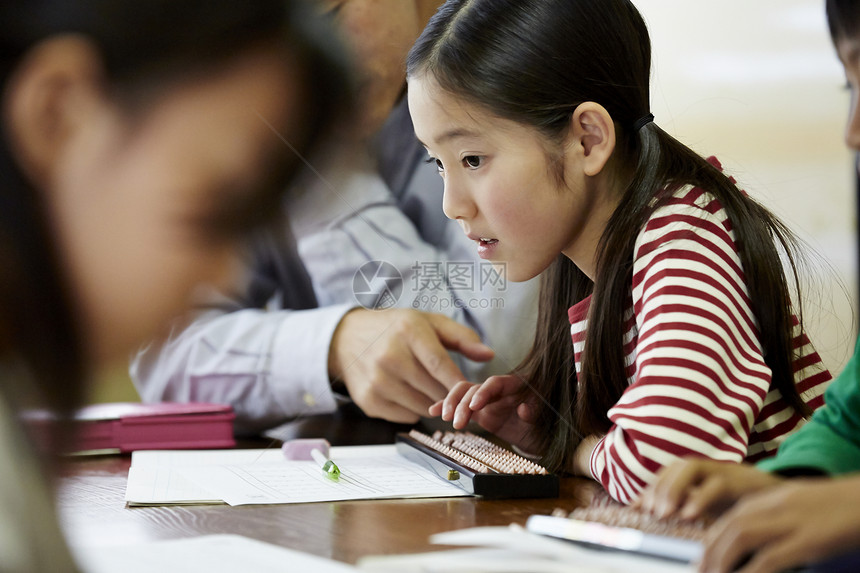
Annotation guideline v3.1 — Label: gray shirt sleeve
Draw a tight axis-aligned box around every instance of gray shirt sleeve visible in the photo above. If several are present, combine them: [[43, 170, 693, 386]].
[[131, 303, 352, 435]]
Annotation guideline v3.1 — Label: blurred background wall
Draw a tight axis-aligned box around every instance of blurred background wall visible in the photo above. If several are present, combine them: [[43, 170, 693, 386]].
[[637, 0, 857, 375]]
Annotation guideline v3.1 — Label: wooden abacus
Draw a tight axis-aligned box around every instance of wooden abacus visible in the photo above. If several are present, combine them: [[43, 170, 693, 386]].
[[556, 489, 707, 541], [524, 490, 707, 562]]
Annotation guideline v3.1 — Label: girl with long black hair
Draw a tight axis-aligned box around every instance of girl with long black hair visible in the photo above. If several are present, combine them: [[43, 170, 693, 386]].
[[410, 0, 830, 504]]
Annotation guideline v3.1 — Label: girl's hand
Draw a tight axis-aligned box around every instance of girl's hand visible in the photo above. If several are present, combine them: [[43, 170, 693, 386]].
[[428, 374, 539, 451], [698, 476, 860, 573], [633, 459, 782, 520]]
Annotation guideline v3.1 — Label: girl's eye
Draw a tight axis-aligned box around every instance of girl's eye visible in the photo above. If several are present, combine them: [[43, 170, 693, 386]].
[[425, 156, 444, 172], [463, 155, 482, 168]]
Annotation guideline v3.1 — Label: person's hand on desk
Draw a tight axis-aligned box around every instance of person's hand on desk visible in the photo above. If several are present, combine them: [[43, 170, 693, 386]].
[[693, 475, 860, 573], [634, 459, 860, 572], [634, 459, 783, 520], [429, 374, 541, 453], [328, 308, 494, 424]]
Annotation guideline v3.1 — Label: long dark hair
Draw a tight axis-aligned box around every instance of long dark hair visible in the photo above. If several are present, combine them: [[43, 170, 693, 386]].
[[826, 0, 860, 43], [408, 0, 810, 471], [0, 0, 351, 448]]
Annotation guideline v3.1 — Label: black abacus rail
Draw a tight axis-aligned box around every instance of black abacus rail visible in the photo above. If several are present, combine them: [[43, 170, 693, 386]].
[[395, 431, 560, 499]]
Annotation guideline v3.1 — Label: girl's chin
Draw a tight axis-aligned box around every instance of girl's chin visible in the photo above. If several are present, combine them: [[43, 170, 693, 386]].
[[498, 262, 543, 284]]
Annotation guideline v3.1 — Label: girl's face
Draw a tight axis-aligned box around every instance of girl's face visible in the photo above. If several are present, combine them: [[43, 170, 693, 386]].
[[44, 50, 299, 365], [408, 74, 614, 282], [837, 35, 860, 152]]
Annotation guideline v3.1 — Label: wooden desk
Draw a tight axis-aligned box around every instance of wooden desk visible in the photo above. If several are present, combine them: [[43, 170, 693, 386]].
[[57, 411, 599, 564]]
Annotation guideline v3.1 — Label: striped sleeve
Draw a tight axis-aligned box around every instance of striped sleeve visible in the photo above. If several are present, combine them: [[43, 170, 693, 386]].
[[589, 190, 774, 503]]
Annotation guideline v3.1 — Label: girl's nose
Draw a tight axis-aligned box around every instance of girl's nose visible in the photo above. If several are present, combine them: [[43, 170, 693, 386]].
[[441, 176, 477, 221]]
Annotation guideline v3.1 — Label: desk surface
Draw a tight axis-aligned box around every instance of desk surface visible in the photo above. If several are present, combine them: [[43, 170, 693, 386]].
[[56, 412, 598, 565]]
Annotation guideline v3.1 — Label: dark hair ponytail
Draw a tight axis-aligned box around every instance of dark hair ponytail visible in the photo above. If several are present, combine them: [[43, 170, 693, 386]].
[[409, 0, 810, 471], [583, 120, 809, 434], [0, 124, 84, 419], [826, 0, 860, 44], [0, 0, 351, 450]]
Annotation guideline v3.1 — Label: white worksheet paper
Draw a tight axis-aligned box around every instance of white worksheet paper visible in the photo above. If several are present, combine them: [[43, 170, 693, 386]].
[[126, 445, 467, 506], [178, 450, 465, 505], [74, 534, 357, 573], [126, 448, 285, 505], [357, 525, 695, 573]]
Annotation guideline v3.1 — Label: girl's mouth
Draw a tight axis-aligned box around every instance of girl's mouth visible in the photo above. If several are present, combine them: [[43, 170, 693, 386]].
[[476, 238, 499, 259]]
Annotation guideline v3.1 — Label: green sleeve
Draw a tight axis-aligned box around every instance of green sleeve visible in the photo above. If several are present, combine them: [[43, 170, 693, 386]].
[[758, 337, 860, 475]]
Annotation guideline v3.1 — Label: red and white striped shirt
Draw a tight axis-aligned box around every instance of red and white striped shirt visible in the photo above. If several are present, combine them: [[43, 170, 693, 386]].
[[569, 183, 831, 504]]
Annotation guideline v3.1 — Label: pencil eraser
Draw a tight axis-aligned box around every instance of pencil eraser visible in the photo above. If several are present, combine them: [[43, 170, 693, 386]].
[[281, 438, 330, 461]]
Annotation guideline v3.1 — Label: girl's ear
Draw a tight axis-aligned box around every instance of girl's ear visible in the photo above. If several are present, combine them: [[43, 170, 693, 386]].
[[3, 35, 105, 189], [565, 101, 616, 177]]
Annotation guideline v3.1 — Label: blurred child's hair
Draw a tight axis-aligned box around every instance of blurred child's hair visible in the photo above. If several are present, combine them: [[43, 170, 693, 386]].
[[0, 0, 351, 433]]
